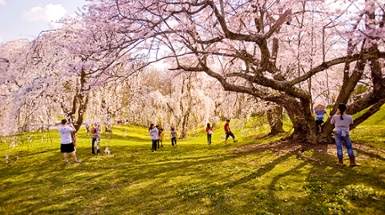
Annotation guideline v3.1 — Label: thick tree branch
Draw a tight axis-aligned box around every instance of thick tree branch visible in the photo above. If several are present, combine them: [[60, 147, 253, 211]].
[[289, 52, 385, 86]]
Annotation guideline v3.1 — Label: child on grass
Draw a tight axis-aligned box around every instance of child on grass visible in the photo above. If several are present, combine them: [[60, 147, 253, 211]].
[[170, 127, 177, 146]]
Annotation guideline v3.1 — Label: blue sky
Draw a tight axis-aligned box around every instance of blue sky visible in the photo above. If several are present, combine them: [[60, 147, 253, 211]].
[[0, 0, 87, 43]]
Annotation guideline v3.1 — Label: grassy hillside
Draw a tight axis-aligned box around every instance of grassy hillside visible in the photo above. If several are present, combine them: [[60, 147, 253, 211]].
[[0, 117, 384, 214], [356, 104, 385, 126], [352, 105, 385, 149]]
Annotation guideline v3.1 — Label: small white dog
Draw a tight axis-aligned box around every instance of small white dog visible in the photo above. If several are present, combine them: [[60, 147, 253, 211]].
[[104, 147, 111, 155]]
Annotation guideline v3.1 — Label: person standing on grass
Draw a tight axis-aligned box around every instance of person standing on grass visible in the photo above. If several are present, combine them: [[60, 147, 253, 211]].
[[156, 125, 161, 149], [224, 119, 237, 143], [159, 128, 164, 148], [149, 124, 159, 152], [206, 123, 213, 145], [58, 119, 80, 164], [91, 123, 101, 155], [170, 127, 177, 146], [331, 103, 361, 167], [314, 104, 330, 133]]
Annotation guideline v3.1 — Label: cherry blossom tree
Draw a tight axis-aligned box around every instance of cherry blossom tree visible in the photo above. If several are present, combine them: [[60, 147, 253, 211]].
[[78, 0, 385, 143]]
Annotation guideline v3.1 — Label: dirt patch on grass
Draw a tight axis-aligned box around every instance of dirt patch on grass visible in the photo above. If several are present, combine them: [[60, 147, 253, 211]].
[[233, 140, 330, 164], [234, 140, 385, 164], [233, 140, 328, 154]]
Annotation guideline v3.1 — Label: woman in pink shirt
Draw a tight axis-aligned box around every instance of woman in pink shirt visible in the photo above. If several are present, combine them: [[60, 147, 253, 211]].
[[206, 123, 213, 145]]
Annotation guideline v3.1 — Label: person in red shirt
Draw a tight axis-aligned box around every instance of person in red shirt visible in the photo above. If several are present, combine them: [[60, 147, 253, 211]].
[[206, 123, 213, 145], [224, 119, 237, 143]]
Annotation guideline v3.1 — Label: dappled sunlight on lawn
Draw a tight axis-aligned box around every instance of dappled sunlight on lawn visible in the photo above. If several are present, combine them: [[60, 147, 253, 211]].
[[0, 124, 384, 214]]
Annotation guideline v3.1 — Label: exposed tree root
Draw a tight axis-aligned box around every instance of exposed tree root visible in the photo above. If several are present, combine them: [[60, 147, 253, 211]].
[[296, 150, 324, 165]]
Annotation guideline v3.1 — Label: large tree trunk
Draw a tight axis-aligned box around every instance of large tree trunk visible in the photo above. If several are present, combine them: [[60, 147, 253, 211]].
[[180, 112, 189, 139], [281, 98, 318, 144], [267, 105, 284, 135], [61, 69, 90, 146]]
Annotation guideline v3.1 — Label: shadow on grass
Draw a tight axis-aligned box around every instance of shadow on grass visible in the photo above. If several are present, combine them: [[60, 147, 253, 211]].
[[77, 132, 149, 143], [355, 147, 385, 161], [0, 137, 384, 214]]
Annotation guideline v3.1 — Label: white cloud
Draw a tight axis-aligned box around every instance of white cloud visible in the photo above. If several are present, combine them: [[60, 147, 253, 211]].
[[22, 4, 67, 22], [0, 0, 6, 6]]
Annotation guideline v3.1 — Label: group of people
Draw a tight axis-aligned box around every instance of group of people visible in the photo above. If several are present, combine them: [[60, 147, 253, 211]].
[[148, 124, 177, 152], [204, 104, 360, 167], [57, 120, 103, 165], [205, 119, 237, 145], [57, 103, 360, 167], [315, 103, 360, 167], [148, 119, 237, 152]]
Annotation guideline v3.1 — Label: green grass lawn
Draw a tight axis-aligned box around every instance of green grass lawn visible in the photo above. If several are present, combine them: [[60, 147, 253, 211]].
[[0, 120, 384, 215]]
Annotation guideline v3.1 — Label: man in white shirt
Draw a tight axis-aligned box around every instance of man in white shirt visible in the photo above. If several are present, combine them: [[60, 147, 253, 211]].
[[58, 119, 80, 164]]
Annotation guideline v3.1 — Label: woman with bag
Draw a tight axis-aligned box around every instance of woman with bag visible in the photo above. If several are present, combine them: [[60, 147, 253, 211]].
[[206, 123, 213, 145]]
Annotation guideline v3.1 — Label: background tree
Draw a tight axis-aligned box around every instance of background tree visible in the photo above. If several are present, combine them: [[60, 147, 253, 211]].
[[0, 16, 138, 139], [0, 38, 64, 135]]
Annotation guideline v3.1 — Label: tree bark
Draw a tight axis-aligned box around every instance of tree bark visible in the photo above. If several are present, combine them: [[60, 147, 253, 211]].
[[280, 97, 318, 144], [267, 105, 284, 135]]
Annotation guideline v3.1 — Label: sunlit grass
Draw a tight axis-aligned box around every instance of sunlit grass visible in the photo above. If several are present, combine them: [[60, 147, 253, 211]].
[[351, 104, 385, 150], [0, 118, 384, 214]]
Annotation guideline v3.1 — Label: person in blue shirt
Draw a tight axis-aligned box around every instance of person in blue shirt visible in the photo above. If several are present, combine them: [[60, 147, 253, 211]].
[[314, 104, 330, 133]]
